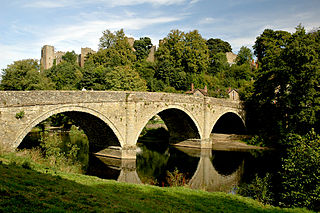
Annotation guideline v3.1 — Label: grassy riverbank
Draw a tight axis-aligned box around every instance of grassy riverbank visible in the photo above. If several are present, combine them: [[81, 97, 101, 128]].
[[0, 152, 310, 213]]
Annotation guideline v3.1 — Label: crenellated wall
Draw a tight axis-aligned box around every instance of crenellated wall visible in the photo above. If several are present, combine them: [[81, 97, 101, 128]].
[[0, 91, 244, 159]]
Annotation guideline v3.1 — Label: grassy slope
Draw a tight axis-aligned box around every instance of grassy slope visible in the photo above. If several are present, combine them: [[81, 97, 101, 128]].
[[0, 154, 311, 213]]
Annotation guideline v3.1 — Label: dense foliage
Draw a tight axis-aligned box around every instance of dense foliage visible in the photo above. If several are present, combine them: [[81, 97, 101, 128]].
[[0, 28, 255, 97], [279, 130, 320, 211], [246, 26, 320, 142], [240, 26, 320, 211]]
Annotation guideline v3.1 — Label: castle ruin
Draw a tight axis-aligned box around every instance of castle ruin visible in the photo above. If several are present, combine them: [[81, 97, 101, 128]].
[[40, 37, 156, 70], [40, 45, 96, 70]]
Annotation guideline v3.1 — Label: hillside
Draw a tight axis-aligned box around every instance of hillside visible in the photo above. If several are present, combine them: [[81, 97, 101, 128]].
[[0, 153, 310, 213]]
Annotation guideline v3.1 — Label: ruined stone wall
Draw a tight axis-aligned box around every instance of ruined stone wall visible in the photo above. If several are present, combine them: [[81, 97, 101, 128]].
[[146, 45, 156, 62], [40, 45, 55, 70], [226, 52, 237, 65], [54, 51, 66, 65], [80, 47, 96, 67]]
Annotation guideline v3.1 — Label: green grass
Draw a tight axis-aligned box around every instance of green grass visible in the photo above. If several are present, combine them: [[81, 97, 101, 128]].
[[0, 153, 311, 213]]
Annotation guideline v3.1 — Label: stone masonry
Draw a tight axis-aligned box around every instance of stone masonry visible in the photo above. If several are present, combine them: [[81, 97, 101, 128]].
[[0, 91, 244, 159]]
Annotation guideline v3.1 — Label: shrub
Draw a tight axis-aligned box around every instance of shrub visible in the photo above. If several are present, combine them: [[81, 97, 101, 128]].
[[15, 111, 25, 119], [166, 168, 187, 187], [237, 173, 274, 205], [279, 130, 320, 211]]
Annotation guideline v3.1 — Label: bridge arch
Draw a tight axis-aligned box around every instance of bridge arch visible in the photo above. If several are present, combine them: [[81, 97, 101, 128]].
[[14, 105, 124, 150], [210, 110, 246, 134], [134, 105, 202, 144]]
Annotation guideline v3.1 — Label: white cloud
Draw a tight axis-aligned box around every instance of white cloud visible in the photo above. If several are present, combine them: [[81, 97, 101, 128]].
[[106, 0, 186, 7], [23, 0, 187, 8], [190, 0, 200, 4], [24, 0, 72, 8], [199, 17, 218, 25]]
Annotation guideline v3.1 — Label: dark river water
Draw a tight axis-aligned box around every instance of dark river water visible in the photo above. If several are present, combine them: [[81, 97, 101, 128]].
[[21, 131, 277, 193]]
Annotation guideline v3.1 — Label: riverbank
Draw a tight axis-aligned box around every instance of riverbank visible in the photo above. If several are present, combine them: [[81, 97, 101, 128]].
[[0, 152, 310, 212]]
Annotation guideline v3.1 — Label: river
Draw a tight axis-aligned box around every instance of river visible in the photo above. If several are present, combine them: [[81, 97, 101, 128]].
[[21, 130, 277, 193]]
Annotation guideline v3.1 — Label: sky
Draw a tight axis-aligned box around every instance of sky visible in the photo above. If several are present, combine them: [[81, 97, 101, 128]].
[[0, 0, 320, 73]]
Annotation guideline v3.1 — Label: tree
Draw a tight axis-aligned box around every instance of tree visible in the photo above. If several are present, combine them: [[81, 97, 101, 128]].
[[44, 61, 83, 90], [253, 29, 291, 71], [78, 61, 107, 90], [133, 37, 153, 61], [62, 51, 78, 64], [0, 59, 54, 90], [99, 29, 116, 49], [155, 29, 210, 90], [183, 30, 209, 74], [236, 46, 253, 66], [89, 29, 136, 68], [246, 26, 320, 142], [207, 52, 229, 75], [279, 130, 320, 211], [104, 66, 147, 91], [206, 38, 232, 55], [206, 38, 232, 76]]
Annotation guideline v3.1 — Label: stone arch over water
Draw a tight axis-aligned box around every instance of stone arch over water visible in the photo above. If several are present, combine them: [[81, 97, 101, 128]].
[[134, 105, 202, 144], [211, 111, 246, 134], [15, 105, 124, 152]]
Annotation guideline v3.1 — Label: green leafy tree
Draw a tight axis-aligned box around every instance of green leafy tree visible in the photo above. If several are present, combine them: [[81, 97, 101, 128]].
[[246, 26, 320, 141], [0, 59, 55, 90], [155, 29, 209, 90], [62, 51, 78, 64], [253, 29, 291, 71], [279, 130, 320, 211], [78, 61, 108, 90], [44, 61, 83, 90], [134, 37, 153, 61], [104, 66, 147, 91], [236, 46, 253, 65], [208, 52, 229, 75], [183, 30, 209, 74], [99, 29, 116, 49], [206, 38, 232, 55], [89, 29, 136, 68]]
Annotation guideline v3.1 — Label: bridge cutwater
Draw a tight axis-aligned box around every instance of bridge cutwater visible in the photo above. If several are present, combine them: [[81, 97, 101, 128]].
[[0, 91, 245, 159]]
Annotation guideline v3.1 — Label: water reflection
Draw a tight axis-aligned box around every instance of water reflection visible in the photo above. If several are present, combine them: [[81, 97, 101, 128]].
[[22, 131, 273, 193], [86, 143, 246, 193], [87, 156, 141, 184]]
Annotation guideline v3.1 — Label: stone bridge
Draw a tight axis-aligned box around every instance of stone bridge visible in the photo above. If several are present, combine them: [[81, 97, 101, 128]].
[[0, 91, 245, 159]]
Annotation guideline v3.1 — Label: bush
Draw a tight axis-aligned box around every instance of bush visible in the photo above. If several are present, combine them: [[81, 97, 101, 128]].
[[166, 168, 188, 187], [279, 130, 320, 211], [237, 173, 274, 205]]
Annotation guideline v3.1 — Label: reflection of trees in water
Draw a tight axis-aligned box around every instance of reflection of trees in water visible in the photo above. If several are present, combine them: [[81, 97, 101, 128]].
[[211, 151, 246, 176], [165, 147, 199, 183], [136, 143, 199, 186], [136, 143, 170, 185], [188, 149, 244, 192]]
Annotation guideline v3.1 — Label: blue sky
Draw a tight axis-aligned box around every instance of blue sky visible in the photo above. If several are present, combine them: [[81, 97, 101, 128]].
[[0, 0, 320, 73]]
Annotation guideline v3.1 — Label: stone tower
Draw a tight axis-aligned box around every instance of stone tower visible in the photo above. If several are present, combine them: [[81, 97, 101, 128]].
[[40, 45, 55, 70], [146, 45, 156, 62], [127, 37, 135, 48], [80, 47, 96, 67]]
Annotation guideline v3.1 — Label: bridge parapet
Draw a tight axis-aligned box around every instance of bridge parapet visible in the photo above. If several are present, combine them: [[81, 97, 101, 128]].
[[0, 91, 128, 107], [0, 91, 241, 107]]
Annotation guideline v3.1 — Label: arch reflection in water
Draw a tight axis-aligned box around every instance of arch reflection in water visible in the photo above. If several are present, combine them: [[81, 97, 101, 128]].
[[86, 155, 142, 184], [176, 147, 244, 192], [87, 143, 246, 193]]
